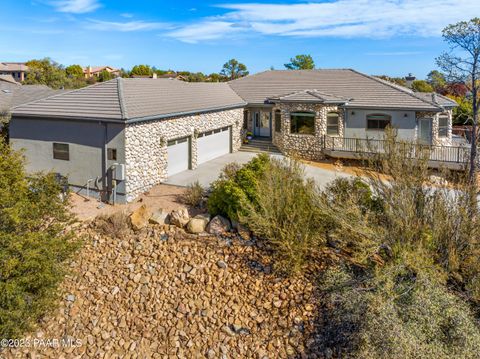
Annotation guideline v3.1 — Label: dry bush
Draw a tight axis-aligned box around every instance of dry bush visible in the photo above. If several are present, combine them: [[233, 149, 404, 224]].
[[182, 181, 205, 208], [240, 157, 326, 274], [94, 211, 130, 239]]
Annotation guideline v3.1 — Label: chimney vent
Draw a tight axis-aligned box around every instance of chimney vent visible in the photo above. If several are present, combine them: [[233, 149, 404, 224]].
[[152, 73, 157, 79], [405, 73, 416, 88]]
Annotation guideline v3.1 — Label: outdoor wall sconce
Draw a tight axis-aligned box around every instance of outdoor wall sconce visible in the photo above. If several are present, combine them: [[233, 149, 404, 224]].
[[351, 111, 355, 115], [404, 113, 408, 117]]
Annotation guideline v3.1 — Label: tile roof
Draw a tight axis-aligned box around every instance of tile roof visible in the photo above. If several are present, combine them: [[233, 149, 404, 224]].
[[414, 92, 458, 108], [268, 89, 349, 103], [12, 78, 246, 122], [0, 62, 28, 72], [0, 83, 61, 111], [0, 74, 19, 85], [229, 69, 451, 111]]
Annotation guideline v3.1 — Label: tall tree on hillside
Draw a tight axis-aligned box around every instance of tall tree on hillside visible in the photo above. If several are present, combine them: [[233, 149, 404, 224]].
[[23, 58, 68, 89], [65, 64, 84, 79], [426, 70, 447, 91], [437, 18, 480, 182], [220, 59, 249, 80], [130, 64, 153, 76], [284, 54, 315, 70]]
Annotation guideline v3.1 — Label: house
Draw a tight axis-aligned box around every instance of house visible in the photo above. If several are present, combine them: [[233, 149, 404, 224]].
[[84, 66, 120, 79], [9, 69, 458, 203], [0, 62, 29, 82], [1, 81, 61, 113]]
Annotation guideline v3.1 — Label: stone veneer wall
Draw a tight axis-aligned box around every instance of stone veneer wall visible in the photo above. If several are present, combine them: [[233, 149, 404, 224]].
[[124, 108, 243, 201], [416, 110, 453, 146], [271, 102, 344, 160]]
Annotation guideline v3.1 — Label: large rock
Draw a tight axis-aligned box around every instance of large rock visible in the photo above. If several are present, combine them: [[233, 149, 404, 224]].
[[149, 209, 170, 225], [206, 215, 231, 235], [170, 208, 190, 228], [129, 205, 151, 230], [186, 215, 209, 234]]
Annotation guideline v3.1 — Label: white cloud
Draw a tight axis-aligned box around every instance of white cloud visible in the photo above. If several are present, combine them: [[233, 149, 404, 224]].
[[86, 19, 168, 32], [51, 0, 100, 14], [167, 0, 480, 42]]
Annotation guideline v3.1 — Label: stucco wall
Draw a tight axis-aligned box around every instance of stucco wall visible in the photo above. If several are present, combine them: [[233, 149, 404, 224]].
[[124, 108, 243, 201], [344, 109, 416, 140], [9, 117, 126, 199], [417, 110, 453, 146]]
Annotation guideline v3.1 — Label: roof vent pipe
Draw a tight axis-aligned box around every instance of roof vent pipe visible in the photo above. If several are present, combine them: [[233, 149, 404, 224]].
[[152, 73, 157, 79]]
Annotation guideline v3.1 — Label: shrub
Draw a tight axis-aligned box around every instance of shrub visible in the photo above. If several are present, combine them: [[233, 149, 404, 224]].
[[207, 154, 270, 221], [94, 211, 130, 239], [318, 264, 480, 359], [182, 181, 205, 208], [240, 158, 326, 273], [0, 140, 78, 339]]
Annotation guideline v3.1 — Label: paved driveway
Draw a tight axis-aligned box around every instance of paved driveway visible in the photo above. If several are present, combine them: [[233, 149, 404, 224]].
[[165, 151, 351, 188]]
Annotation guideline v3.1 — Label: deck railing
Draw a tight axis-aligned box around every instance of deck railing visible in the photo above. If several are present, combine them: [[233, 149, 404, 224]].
[[323, 135, 470, 164]]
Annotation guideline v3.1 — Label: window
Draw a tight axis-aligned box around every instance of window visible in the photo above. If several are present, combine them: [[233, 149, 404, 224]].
[[243, 110, 248, 129], [438, 114, 448, 137], [53, 143, 69, 161], [327, 112, 340, 135], [290, 112, 315, 135], [274, 110, 281, 132], [107, 148, 117, 161], [367, 114, 391, 130]]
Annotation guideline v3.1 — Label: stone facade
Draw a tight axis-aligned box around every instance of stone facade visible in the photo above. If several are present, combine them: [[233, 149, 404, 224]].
[[125, 108, 243, 201], [416, 110, 453, 146], [270, 102, 344, 160]]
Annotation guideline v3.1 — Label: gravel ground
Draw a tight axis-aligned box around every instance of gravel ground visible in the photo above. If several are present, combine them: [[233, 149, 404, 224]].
[[4, 222, 319, 359]]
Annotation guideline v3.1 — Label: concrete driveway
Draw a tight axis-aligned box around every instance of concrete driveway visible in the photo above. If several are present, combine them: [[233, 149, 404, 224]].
[[165, 151, 351, 188]]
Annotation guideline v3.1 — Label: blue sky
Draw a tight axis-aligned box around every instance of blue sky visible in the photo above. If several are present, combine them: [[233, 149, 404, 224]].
[[1, 0, 479, 78]]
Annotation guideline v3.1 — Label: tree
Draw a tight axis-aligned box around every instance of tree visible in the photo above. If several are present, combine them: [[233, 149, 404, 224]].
[[98, 70, 113, 82], [411, 80, 434, 92], [437, 18, 480, 181], [0, 140, 78, 338], [65, 64, 84, 79], [220, 59, 249, 80], [23, 58, 69, 89], [284, 54, 315, 70], [130, 64, 153, 76], [426, 70, 447, 91], [376, 75, 407, 87]]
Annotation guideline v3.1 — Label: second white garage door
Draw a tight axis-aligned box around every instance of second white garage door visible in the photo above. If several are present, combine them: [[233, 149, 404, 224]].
[[167, 137, 190, 176], [197, 126, 231, 165]]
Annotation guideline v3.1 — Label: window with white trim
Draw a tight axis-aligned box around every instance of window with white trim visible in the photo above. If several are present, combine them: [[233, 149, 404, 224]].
[[438, 114, 449, 138], [327, 112, 340, 135]]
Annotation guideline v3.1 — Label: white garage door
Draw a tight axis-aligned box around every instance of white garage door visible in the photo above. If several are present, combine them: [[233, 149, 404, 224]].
[[167, 137, 190, 176], [197, 126, 230, 165]]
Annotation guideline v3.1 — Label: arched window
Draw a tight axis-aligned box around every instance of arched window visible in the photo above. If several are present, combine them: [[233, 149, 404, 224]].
[[438, 114, 449, 137], [327, 112, 340, 135], [290, 111, 315, 135], [274, 110, 281, 132], [366, 114, 391, 130]]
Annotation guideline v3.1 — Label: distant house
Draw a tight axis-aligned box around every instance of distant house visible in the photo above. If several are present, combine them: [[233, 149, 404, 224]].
[[84, 66, 120, 79], [0, 62, 29, 82], [10, 69, 460, 204]]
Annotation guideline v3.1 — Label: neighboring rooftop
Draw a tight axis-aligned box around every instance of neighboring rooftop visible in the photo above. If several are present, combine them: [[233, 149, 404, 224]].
[[12, 78, 246, 122], [0, 62, 29, 72], [229, 69, 452, 111], [0, 74, 19, 85], [0, 82, 61, 111]]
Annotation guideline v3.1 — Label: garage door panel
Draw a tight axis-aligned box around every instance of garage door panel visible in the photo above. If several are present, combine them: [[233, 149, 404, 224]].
[[197, 127, 230, 164], [167, 137, 189, 176]]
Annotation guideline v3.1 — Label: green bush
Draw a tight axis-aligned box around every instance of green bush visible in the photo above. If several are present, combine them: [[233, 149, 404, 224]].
[[0, 140, 78, 339], [240, 158, 326, 273], [318, 264, 480, 359], [207, 154, 270, 221]]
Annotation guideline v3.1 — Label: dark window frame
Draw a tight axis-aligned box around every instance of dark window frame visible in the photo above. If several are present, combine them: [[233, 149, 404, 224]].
[[274, 110, 281, 132], [326, 112, 340, 136], [290, 111, 315, 135], [438, 114, 449, 138], [53, 143, 69, 161], [366, 114, 392, 130]]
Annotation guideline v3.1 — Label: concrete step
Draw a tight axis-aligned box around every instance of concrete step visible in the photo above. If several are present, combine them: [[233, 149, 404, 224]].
[[240, 141, 282, 154]]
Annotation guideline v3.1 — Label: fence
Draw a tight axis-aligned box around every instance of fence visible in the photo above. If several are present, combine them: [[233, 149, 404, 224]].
[[323, 135, 470, 164]]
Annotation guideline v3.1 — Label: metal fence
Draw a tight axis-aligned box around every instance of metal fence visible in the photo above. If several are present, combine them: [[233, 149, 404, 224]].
[[323, 135, 470, 164]]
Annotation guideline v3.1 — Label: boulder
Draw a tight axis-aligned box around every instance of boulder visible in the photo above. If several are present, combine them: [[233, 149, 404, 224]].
[[186, 215, 209, 234], [206, 215, 231, 235], [130, 205, 151, 230], [149, 209, 170, 225], [170, 208, 190, 228]]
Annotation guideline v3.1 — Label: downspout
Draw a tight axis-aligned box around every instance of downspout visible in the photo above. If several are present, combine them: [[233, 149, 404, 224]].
[[102, 121, 109, 203]]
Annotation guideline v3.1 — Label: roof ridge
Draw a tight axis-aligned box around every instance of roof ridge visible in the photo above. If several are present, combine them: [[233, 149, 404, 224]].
[[116, 78, 128, 120], [348, 69, 444, 110]]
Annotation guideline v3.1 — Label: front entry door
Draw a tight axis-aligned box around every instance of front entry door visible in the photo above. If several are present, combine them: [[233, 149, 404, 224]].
[[418, 118, 432, 144], [254, 111, 271, 137]]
